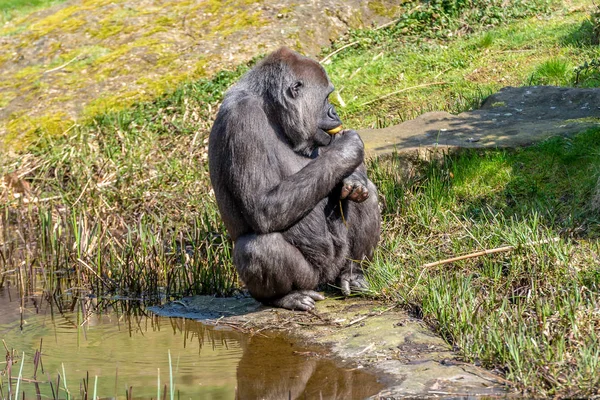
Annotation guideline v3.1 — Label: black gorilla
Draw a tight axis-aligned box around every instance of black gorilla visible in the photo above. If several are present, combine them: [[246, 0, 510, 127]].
[[208, 47, 380, 310]]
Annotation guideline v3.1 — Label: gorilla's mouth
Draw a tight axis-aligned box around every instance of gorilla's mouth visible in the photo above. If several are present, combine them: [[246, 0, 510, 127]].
[[325, 125, 343, 135]]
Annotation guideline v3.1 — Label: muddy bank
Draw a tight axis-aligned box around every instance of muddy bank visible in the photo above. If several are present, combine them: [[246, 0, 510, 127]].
[[151, 296, 514, 398]]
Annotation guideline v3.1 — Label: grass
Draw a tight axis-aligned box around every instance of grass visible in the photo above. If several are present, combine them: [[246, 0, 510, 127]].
[[1, 69, 247, 302], [322, 0, 599, 128], [366, 129, 600, 396], [1, 0, 600, 397]]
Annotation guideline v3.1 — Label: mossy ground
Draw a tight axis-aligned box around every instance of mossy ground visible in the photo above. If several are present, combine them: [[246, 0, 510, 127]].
[[0, 0, 270, 150]]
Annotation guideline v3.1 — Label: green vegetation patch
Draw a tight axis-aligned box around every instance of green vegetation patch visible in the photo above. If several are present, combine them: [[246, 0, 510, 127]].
[[322, 0, 598, 129], [367, 128, 600, 397], [0, 0, 67, 24]]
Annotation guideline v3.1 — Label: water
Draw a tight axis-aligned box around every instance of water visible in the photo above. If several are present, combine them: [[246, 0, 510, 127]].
[[0, 290, 384, 399]]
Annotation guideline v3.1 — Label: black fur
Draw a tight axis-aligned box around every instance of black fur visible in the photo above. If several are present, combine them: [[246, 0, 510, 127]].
[[208, 47, 381, 310]]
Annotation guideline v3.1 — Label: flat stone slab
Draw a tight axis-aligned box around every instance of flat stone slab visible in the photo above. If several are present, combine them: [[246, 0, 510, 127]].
[[151, 296, 513, 398], [359, 86, 600, 156]]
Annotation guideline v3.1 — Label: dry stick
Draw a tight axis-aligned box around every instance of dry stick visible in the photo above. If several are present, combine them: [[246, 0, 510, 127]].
[[421, 237, 560, 269], [406, 237, 560, 298], [360, 81, 447, 107], [43, 56, 81, 74], [320, 40, 360, 64], [345, 304, 397, 328]]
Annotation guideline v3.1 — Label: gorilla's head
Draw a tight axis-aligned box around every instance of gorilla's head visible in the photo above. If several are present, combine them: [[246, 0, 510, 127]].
[[240, 47, 343, 155]]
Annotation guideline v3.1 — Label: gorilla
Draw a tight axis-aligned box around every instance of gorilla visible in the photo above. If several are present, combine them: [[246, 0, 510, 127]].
[[208, 47, 380, 311]]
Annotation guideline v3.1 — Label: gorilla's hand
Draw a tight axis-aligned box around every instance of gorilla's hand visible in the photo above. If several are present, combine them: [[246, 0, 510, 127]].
[[339, 268, 368, 296], [328, 129, 364, 164], [272, 290, 325, 311], [341, 169, 369, 203]]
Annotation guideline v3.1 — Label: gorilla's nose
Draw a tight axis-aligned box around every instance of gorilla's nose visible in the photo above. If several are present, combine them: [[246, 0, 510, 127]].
[[327, 106, 339, 120]]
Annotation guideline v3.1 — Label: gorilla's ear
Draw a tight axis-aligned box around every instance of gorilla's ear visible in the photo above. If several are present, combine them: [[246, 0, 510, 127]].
[[289, 81, 303, 98]]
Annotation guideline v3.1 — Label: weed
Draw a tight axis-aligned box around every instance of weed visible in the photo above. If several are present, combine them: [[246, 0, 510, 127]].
[[575, 57, 600, 85]]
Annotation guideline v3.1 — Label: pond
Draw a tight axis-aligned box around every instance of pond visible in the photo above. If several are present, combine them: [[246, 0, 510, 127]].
[[0, 289, 384, 399]]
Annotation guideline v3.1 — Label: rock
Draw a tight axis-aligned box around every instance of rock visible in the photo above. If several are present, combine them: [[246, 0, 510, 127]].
[[151, 296, 513, 397], [359, 86, 600, 157]]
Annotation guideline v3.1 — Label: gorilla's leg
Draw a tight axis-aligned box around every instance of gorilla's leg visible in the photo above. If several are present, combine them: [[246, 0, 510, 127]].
[[340, 179, 381, 295], [234, 233, 324, 311]]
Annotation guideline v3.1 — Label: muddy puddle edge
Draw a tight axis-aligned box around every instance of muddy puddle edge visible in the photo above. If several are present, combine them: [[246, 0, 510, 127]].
[[150, 296, 516, 398]]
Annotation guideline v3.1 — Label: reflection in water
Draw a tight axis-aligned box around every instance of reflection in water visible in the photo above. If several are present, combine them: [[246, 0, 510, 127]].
[[0, 290, 383, 399], [237, 335, 383, 399]]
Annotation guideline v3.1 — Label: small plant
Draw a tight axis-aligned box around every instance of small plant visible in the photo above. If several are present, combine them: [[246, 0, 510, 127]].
[[478, 31, 495, 48], [530, 58, 570, 86], [574, 58, 600, 86]]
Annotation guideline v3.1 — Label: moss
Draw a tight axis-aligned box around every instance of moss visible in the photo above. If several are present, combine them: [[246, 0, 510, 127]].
[[84, 60, 207, 120], [88, 19, 129, 39], [83, 91, 139, 118], [192, 59, 208, 76], [0, 91, 16, 107], [155, 15, 176, 26], [156, 52, 180, 68], [279, 5, 296, 14], [203, 0, 260, 15], [367, 1, 401, 18], [143, 25, 169, 37], [0, 52, 11, 68], [12, 66, 43, 90], [564, 117, 600, 124], [28, 6, 83, 38], [491, 101, 507, 107], [5, 111, 73, 150], [211, 10, 265, 37]]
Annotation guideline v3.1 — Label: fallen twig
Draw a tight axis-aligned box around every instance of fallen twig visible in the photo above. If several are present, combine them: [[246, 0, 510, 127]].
[[360, 82, 447, 107], [405, 237, 560, 298], [44, 56, 82, 74], [421, 237, 560, 269], [345, 304, 397, 328], [355, 343, 375, 355], [320, 41, 360, 64]]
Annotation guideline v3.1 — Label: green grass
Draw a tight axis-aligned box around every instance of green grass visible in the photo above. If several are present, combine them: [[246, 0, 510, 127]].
[[366, 130, 600, 396], [531, 58, 571, 85], [321, 0, 599, 128], [1, 0, 600, 397]]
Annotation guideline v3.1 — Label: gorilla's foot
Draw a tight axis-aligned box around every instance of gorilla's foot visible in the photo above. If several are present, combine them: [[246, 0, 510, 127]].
[[339, 271, 368, 296], [272, 290, 325, 311]]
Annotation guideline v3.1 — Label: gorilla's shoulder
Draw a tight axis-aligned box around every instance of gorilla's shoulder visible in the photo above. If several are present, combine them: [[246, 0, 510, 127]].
[[221, 90, 264, 116]]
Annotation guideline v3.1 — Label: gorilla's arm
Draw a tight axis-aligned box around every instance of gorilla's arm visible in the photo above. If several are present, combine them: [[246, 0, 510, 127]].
[[226, 98, 364, 234]]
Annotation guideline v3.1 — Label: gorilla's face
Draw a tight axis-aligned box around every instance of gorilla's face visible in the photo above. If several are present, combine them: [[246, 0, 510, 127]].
[[286, 76, 342, 152]]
